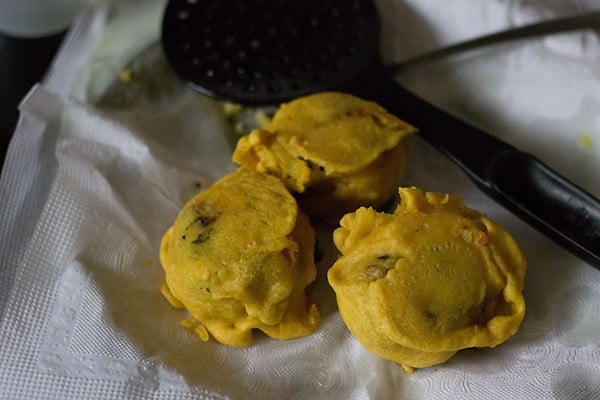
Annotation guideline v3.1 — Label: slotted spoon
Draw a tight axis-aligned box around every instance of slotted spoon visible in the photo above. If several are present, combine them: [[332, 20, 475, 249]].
[[161, 0, 600, 268]]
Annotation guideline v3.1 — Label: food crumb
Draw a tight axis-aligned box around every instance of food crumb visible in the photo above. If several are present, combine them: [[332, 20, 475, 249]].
[[144, 260, 153, 268], [578, 134, 593, 150], [223, 102, 244, 117], [234, 121, 246, 135], [255, 110, 271, 127], [119, 68, 132, 83]]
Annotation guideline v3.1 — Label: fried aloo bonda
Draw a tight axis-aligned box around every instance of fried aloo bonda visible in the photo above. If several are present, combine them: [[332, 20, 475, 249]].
[[327, 187, 527, 371], [232, 92, 416, 221], [159, 168, 319, 346]]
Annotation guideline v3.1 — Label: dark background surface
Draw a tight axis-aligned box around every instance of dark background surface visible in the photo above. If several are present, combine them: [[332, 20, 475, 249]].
[[0, 31, 66, 171]]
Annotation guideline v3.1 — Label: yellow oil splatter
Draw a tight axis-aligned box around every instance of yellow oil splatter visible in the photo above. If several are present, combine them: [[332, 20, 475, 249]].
[[143, 260, 153, 268], [578, 134, 593, 150]]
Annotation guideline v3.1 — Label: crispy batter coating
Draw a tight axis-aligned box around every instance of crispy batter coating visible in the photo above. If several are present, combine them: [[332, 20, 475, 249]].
[[160, 168, 319, 346], [328, 187, 527, 371], [232, 92, 416, 221]]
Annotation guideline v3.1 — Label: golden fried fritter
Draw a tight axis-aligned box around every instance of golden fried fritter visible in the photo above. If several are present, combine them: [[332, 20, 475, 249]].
[[328, 187, 527, 371], [232, 92, 416, 221], [160, 168, 319, 346]]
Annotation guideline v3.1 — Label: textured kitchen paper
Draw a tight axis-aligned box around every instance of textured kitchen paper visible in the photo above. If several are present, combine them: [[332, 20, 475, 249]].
[[1, 0, 599, 399]]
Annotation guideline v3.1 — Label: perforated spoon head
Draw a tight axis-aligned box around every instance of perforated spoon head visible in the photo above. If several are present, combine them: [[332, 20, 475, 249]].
[[161, 0, 380, 105]]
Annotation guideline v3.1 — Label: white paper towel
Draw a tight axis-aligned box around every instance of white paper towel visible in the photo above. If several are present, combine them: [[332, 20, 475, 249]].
[[1, 0, 599, 399]]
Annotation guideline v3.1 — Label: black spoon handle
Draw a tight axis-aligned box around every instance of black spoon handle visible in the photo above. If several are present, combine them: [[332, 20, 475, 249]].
[[349, 65, 600, 268]]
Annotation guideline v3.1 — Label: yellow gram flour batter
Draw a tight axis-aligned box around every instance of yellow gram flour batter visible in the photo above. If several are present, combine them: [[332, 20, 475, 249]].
[[328, 187, 527, 371], [159, 168, 319, 346], [232, 92, 417, 221]]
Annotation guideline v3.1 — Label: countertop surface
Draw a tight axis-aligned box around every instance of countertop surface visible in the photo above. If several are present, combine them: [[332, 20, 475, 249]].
[[0, 31, 65, 170]]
